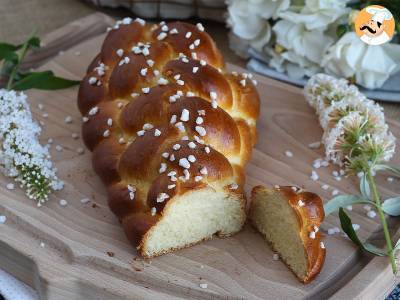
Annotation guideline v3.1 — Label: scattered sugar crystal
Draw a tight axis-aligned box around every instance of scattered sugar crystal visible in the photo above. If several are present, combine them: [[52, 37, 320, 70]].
[[327, 228, 336, 235], [310, 170, 319, 181], [199, 283, 208, 289], [80, 198, 90, 204], [285, 150, 293, 158], [151, 207, 156, 216], [363, 205, 371, 211], [64, 116, 72, 123], [321, 161, 329, 167], [367, 210, 376, 218], [308, 141, 321, 149]]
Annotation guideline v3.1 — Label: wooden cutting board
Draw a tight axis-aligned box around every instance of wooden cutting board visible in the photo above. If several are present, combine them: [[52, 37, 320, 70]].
[[1, 13, 400, 300]]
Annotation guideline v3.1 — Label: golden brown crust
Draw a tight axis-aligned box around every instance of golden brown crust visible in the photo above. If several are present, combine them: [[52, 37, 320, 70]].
[[78, 18, 260, 256], [250, 185, 326, 284]]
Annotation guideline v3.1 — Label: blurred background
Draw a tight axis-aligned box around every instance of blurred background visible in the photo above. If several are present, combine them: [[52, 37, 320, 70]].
[[0, 0, 244, 65]]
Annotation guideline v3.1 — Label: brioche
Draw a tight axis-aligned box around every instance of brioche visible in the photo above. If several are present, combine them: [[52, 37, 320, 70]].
[[78, 18, 260, 258], [250, 185, 326, 283]]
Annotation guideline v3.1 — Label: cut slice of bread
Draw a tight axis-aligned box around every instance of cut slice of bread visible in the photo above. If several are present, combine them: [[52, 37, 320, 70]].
[[136, 187, 246, 258], [250, 185, 326, 283]]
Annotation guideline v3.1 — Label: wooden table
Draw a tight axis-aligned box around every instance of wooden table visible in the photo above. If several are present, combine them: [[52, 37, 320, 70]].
[[0, 13, 399, 299]]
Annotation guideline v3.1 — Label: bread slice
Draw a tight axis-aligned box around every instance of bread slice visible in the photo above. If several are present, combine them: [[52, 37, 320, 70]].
[[136, 187, 246, 258], [250, 185, 326, 283]]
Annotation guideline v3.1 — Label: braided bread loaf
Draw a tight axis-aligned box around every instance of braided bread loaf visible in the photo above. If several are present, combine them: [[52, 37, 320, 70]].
[[78, 18, 260, 257], [250, 186, 326, 283]]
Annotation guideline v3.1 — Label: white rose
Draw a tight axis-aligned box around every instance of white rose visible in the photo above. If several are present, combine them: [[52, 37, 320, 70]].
[[322, 32, 400, 89], [279, 0, 350, 30], [273, 20, 334, 64], [228, 22, 272, 58], [227, 0, 267, 40], [266, 20, 334, 78], [266, 19, 334, 78], [256, 0, 291, 19], [269, 48, 322, 79], [227, 0, 290, 40]]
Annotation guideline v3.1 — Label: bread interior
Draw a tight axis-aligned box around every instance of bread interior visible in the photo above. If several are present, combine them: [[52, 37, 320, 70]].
[[142, 187, 245, 257], [250, 188, 308, 279]]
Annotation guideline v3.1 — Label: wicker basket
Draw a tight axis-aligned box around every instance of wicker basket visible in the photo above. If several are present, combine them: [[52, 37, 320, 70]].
[[85, 0, 226, 21]]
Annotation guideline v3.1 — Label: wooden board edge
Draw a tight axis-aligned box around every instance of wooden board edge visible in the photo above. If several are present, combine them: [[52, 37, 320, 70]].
[[22, 12, 115, 70], [330, 227, 400, 300]]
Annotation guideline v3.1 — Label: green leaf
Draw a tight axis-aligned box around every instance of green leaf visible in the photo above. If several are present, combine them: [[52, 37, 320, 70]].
[[375, 164, 400, 177], [0, 59, 17, 77], [324, 195, 372, 216], [0, 43, 18, 63], [339, 208, 387, 256], [363, 243, 389, 257], [0, 42, 19, 52], [26, 37, 40, 49], [336, 24, 348, 38], [11, 71, 80, 91], [339, 207, 363, 245], [360, 174, 371, 200], [382, 197, 400, 216]]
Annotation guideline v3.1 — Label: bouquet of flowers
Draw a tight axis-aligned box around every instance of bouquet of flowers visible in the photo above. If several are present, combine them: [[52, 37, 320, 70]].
[[305, 73, 400, 274], [226, 0, 400, 90], [0, 31, 79, 205]]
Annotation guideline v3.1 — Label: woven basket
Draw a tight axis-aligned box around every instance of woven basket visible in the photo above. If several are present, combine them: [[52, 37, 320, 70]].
[[85, 0, 226, 21]]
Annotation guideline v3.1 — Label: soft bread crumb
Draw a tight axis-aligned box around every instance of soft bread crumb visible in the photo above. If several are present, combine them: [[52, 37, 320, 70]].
[[141, 188, 245, 257], [250, 187, 308, 279]]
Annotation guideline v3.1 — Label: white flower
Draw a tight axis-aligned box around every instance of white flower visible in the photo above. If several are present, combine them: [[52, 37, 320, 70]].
[[305, 74, 396, 170], [319, 95, 386, 131], [322, 32, 400, 89], [228, 22, 271, 57], [324, 111, 369, 164], [266, 20, 334, 79], [279, 0, 350, 30], [227, 0, 266, 40], [304, 73, 364, 113], [0, 89, 63, 205], [274, 20, 334, 64], [227, 0, 290, 53], [267, 46, 322, 79], [359, 132, 396, 162]]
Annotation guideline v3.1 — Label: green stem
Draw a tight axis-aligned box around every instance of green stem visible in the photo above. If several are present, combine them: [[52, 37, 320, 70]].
[[366, 168, 397, 274], [6, 29, 37, 90]]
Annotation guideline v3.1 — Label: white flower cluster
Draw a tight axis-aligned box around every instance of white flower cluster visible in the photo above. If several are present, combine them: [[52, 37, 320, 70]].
[[322, 32, 400, 89], [0, 89, 63, 205], [227, 0, 400, 89], [304, 74, 396, 171]]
